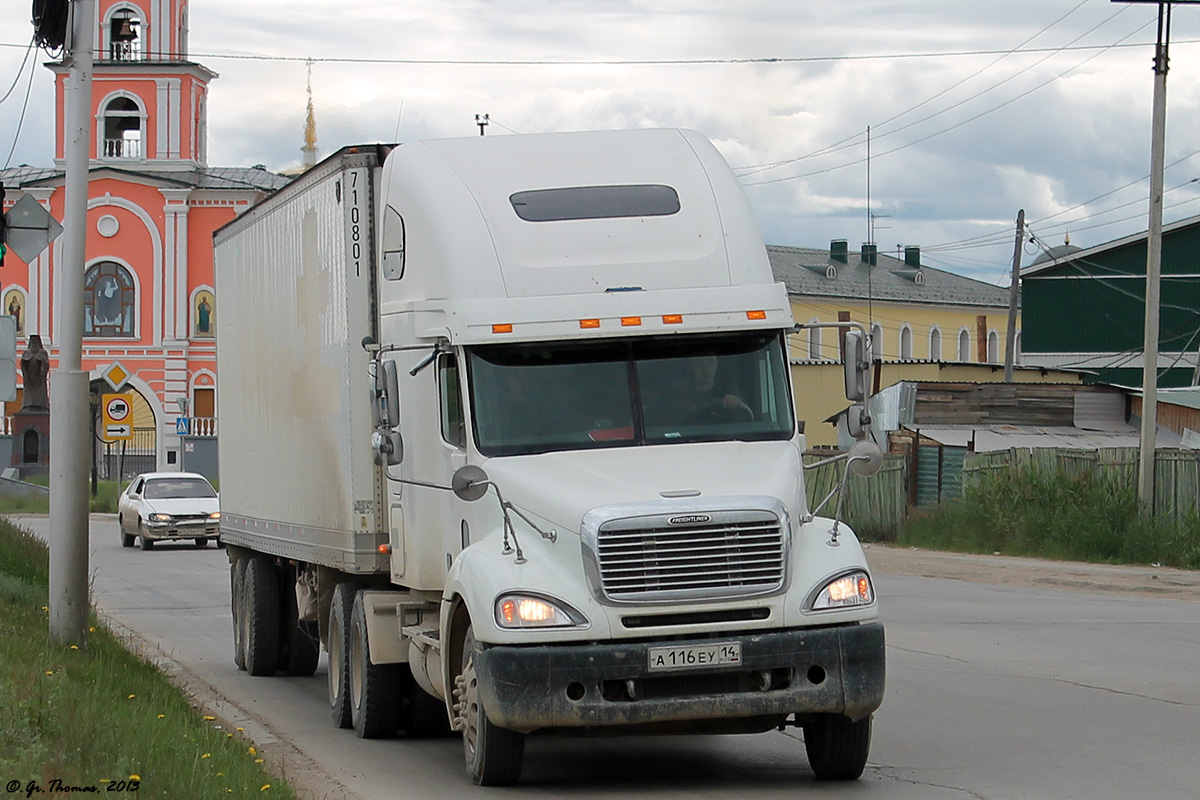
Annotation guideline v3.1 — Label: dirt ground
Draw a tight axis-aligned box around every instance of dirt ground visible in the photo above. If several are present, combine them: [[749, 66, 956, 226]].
[[864, 543, 1200, 602]]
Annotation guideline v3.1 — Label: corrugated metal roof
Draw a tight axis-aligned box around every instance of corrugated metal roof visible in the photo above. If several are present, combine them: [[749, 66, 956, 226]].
[[768, 244, 1012, 308], [905, 423, 1184, 451]]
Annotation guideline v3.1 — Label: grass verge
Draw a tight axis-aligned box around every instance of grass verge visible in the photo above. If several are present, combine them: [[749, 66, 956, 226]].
[[0, 518, 300, 799], [899, 465, 1200, 570], [0, 479, 121, 515]]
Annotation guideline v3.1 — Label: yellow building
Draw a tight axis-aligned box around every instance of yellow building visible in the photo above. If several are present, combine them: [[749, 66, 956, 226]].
[[769, 241, 1036, 448]]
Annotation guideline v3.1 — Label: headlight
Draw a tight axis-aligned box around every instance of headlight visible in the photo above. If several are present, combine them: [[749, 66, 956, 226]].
[[148, 514, 173, 523], [494, 593, 587, 629], [208, 511, 221, 521], [811, 571, 874, 611]]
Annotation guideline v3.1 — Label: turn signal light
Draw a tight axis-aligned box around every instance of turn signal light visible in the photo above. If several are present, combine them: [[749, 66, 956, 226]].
[[746, 310, 767, 320]]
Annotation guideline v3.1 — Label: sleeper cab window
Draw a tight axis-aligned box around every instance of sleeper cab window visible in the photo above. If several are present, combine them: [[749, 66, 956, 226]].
[[439, 354, 466, 448], [382, 204, 405, 280]]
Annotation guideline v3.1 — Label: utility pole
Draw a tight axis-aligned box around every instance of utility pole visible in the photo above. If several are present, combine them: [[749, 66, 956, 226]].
[[1004, 209, 1024, 383], [49, 0, 96, 647]]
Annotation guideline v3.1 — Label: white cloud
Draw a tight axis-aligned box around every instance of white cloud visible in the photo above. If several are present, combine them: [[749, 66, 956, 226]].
[[5, 1, 1200, 276]]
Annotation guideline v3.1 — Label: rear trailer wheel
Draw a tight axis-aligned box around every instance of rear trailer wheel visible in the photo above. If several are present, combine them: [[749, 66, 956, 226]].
[[327, 583, 360, 729], [804, 714, 872, 780], [455, 626, 524, 786], [349, 590, 404, 739], [230, 558, 247, 670], [242, 557, 281, 676]]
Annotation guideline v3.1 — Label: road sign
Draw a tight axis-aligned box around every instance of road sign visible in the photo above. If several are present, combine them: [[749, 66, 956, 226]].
[[102, 361, 130, 391], [102, 393, 134, 441], [3, 194, 64, 264], [176, 416, 190, 435]]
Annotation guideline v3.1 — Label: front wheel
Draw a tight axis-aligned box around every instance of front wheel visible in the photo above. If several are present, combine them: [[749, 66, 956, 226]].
[[138, 522, 154, 550], [455, 625, 524, 786], [803, 714, 872, 780], [119, 517, 135, 548]]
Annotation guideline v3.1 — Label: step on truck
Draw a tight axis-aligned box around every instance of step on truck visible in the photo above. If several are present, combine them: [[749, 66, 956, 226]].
[[213, 128, 886, 786]]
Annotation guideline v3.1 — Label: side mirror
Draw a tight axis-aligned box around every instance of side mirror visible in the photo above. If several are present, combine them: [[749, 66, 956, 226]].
[[847, 440, 884, 478], [451, 465, 490, 502], [843, 330, 868, 401], [375, 359, 400, 429], [372, 430, 404, 466]]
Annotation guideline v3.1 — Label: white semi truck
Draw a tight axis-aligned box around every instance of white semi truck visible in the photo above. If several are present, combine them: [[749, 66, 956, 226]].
[[213, 128, 885, 786]]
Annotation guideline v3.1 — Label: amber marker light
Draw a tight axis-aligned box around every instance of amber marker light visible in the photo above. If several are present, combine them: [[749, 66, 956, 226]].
[[662, 314, 683, 325], [621, 316, 642, 327], [377, 544, 392, 555], [492, 323, 514, 334], [580, 319, 601, 329], [746, 310, 767, 320]]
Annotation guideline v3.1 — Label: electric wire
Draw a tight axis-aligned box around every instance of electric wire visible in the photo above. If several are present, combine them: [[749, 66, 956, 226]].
[[0, 35, 35, 106], [3, 45, 38, 169]]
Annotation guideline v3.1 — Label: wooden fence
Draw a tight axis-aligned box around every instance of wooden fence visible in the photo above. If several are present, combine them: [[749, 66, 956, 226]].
[[963, 447, 1200, 520], [804, 453, 908, 540]]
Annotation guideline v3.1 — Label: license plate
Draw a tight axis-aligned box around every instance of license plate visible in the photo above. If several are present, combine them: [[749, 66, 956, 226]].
[[647, 641, 741, 672]]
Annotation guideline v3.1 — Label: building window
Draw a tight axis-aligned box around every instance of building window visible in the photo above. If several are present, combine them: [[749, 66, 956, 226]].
[[84, 261, 136, 337], [108, 9, 142, 60], [900, 325, 913, 359], [103, 97, 143, 158], [929, 326, 942, 361], [987, 330, 1000, 363], [871, 324, 883, 360], [957, 329, 970, 361]]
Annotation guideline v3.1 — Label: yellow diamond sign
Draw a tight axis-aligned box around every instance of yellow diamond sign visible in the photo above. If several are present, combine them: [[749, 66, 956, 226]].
[[102, 361, 130, 391]]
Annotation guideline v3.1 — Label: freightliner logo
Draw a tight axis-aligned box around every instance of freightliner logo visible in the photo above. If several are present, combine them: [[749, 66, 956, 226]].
[[668, 514, 712, 526]]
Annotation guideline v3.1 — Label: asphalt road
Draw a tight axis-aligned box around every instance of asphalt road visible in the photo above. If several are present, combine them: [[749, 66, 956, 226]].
[[16, 514, 1200, 800]]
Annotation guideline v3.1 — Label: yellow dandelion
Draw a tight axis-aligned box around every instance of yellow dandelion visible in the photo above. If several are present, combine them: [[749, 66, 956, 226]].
[[42, 606, 48, 611], [70, 645, 79, 650], [127, 694, 136, 700], [260, 785, 271, 792], [129, 775, 140, 782], [201, 753, 211, 759], [254, 759, 264, 764], [99, 780, 110, 785], [89, 627, 95, 632], [203, 715, 216, 721], [45, 670, 53, 676], [236, 727, 244, 732], [247, 746, 256, 756], [157, 714, 165, 719], [217, 773, 224, 777], [226, 733, 234, 738]]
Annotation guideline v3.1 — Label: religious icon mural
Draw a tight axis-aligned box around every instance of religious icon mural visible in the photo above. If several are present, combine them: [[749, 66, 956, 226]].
[[194, 289, 214, 338], [83, 261, 136, 337], [3, 290, 24, 335]]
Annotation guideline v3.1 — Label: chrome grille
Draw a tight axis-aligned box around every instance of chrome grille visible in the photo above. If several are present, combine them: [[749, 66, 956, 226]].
[[596, 512, 785, 601]]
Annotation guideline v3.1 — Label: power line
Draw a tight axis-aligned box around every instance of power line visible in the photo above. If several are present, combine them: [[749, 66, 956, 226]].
[[3, 44, 38, 169]]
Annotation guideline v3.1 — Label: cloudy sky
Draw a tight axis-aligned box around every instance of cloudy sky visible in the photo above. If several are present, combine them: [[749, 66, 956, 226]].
[[5, 1, 1200, 284]]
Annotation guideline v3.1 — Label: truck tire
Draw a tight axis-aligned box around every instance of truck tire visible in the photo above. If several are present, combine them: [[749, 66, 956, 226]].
[[243, 557, 281, 676], [327, 582, 360, 728], [230, 558, 247, 670], [804, 714, 872, 780], [400, 666, 452, 738], [349, 590, 404, 738], [456, 625, 524, 786]]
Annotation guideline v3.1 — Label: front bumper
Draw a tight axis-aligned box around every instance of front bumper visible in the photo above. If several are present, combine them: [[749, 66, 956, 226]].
[[475, 622, 885, 734], [142, 520, 220, 541]]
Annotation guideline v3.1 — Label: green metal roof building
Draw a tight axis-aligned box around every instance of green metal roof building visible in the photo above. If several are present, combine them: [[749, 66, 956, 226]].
[[1020, 218, 1200, 388]]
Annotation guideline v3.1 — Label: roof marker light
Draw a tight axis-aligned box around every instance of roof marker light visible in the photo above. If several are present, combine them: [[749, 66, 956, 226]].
[[746, 310, 767, 321], [662, 314, 683, 325], [492, 323, 513, 334], [580, 319, 601, 329], [621, 317, 642, 327]]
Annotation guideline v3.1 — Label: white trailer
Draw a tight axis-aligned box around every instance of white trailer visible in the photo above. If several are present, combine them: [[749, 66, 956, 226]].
[[214, 129, 885, 786]]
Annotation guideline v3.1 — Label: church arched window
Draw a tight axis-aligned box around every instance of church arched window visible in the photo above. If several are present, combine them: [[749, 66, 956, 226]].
[[102, 97, 143, 159], [84, 262, 136, 338]]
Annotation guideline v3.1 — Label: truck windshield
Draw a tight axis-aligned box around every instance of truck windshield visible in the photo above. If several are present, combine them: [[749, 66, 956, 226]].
[[467, 332, 793, 457]]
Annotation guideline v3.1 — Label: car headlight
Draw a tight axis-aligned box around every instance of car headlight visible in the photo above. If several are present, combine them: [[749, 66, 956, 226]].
[[208, 511, 221, 521], [148, 513, 173, 523], [810, 571, 874, 611], [494, 593, 587, 629]]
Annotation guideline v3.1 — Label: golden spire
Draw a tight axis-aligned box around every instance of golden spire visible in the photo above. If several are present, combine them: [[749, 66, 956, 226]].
[[302, 60, 318, 169]]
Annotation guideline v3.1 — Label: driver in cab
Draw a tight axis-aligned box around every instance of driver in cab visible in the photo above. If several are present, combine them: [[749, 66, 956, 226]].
[[679, 354, 752, 422]]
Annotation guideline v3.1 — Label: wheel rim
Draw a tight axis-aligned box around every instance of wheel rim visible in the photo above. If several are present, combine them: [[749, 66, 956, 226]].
[[457, 643, 482, 759], [349, 618, 365, 711]]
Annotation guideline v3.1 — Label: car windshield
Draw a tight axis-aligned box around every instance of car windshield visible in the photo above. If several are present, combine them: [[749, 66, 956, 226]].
[[143, 478, 217, 499], [467, 332, 793, 457]]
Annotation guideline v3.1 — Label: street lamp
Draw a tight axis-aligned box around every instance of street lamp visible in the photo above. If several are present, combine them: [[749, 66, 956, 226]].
[[1112, 1, 1200, 509]]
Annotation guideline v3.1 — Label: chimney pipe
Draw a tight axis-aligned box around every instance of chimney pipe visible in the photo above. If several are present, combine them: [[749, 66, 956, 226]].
[[904, 245, 921, 267], [831, 239, 848, 263], [861, 242, 877, 266]]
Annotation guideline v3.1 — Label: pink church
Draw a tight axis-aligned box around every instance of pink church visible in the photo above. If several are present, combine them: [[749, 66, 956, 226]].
[[0, 0, 287, 478]]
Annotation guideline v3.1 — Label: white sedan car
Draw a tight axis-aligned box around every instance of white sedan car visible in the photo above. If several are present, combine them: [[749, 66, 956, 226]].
[[118, 471, 221, 550]]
